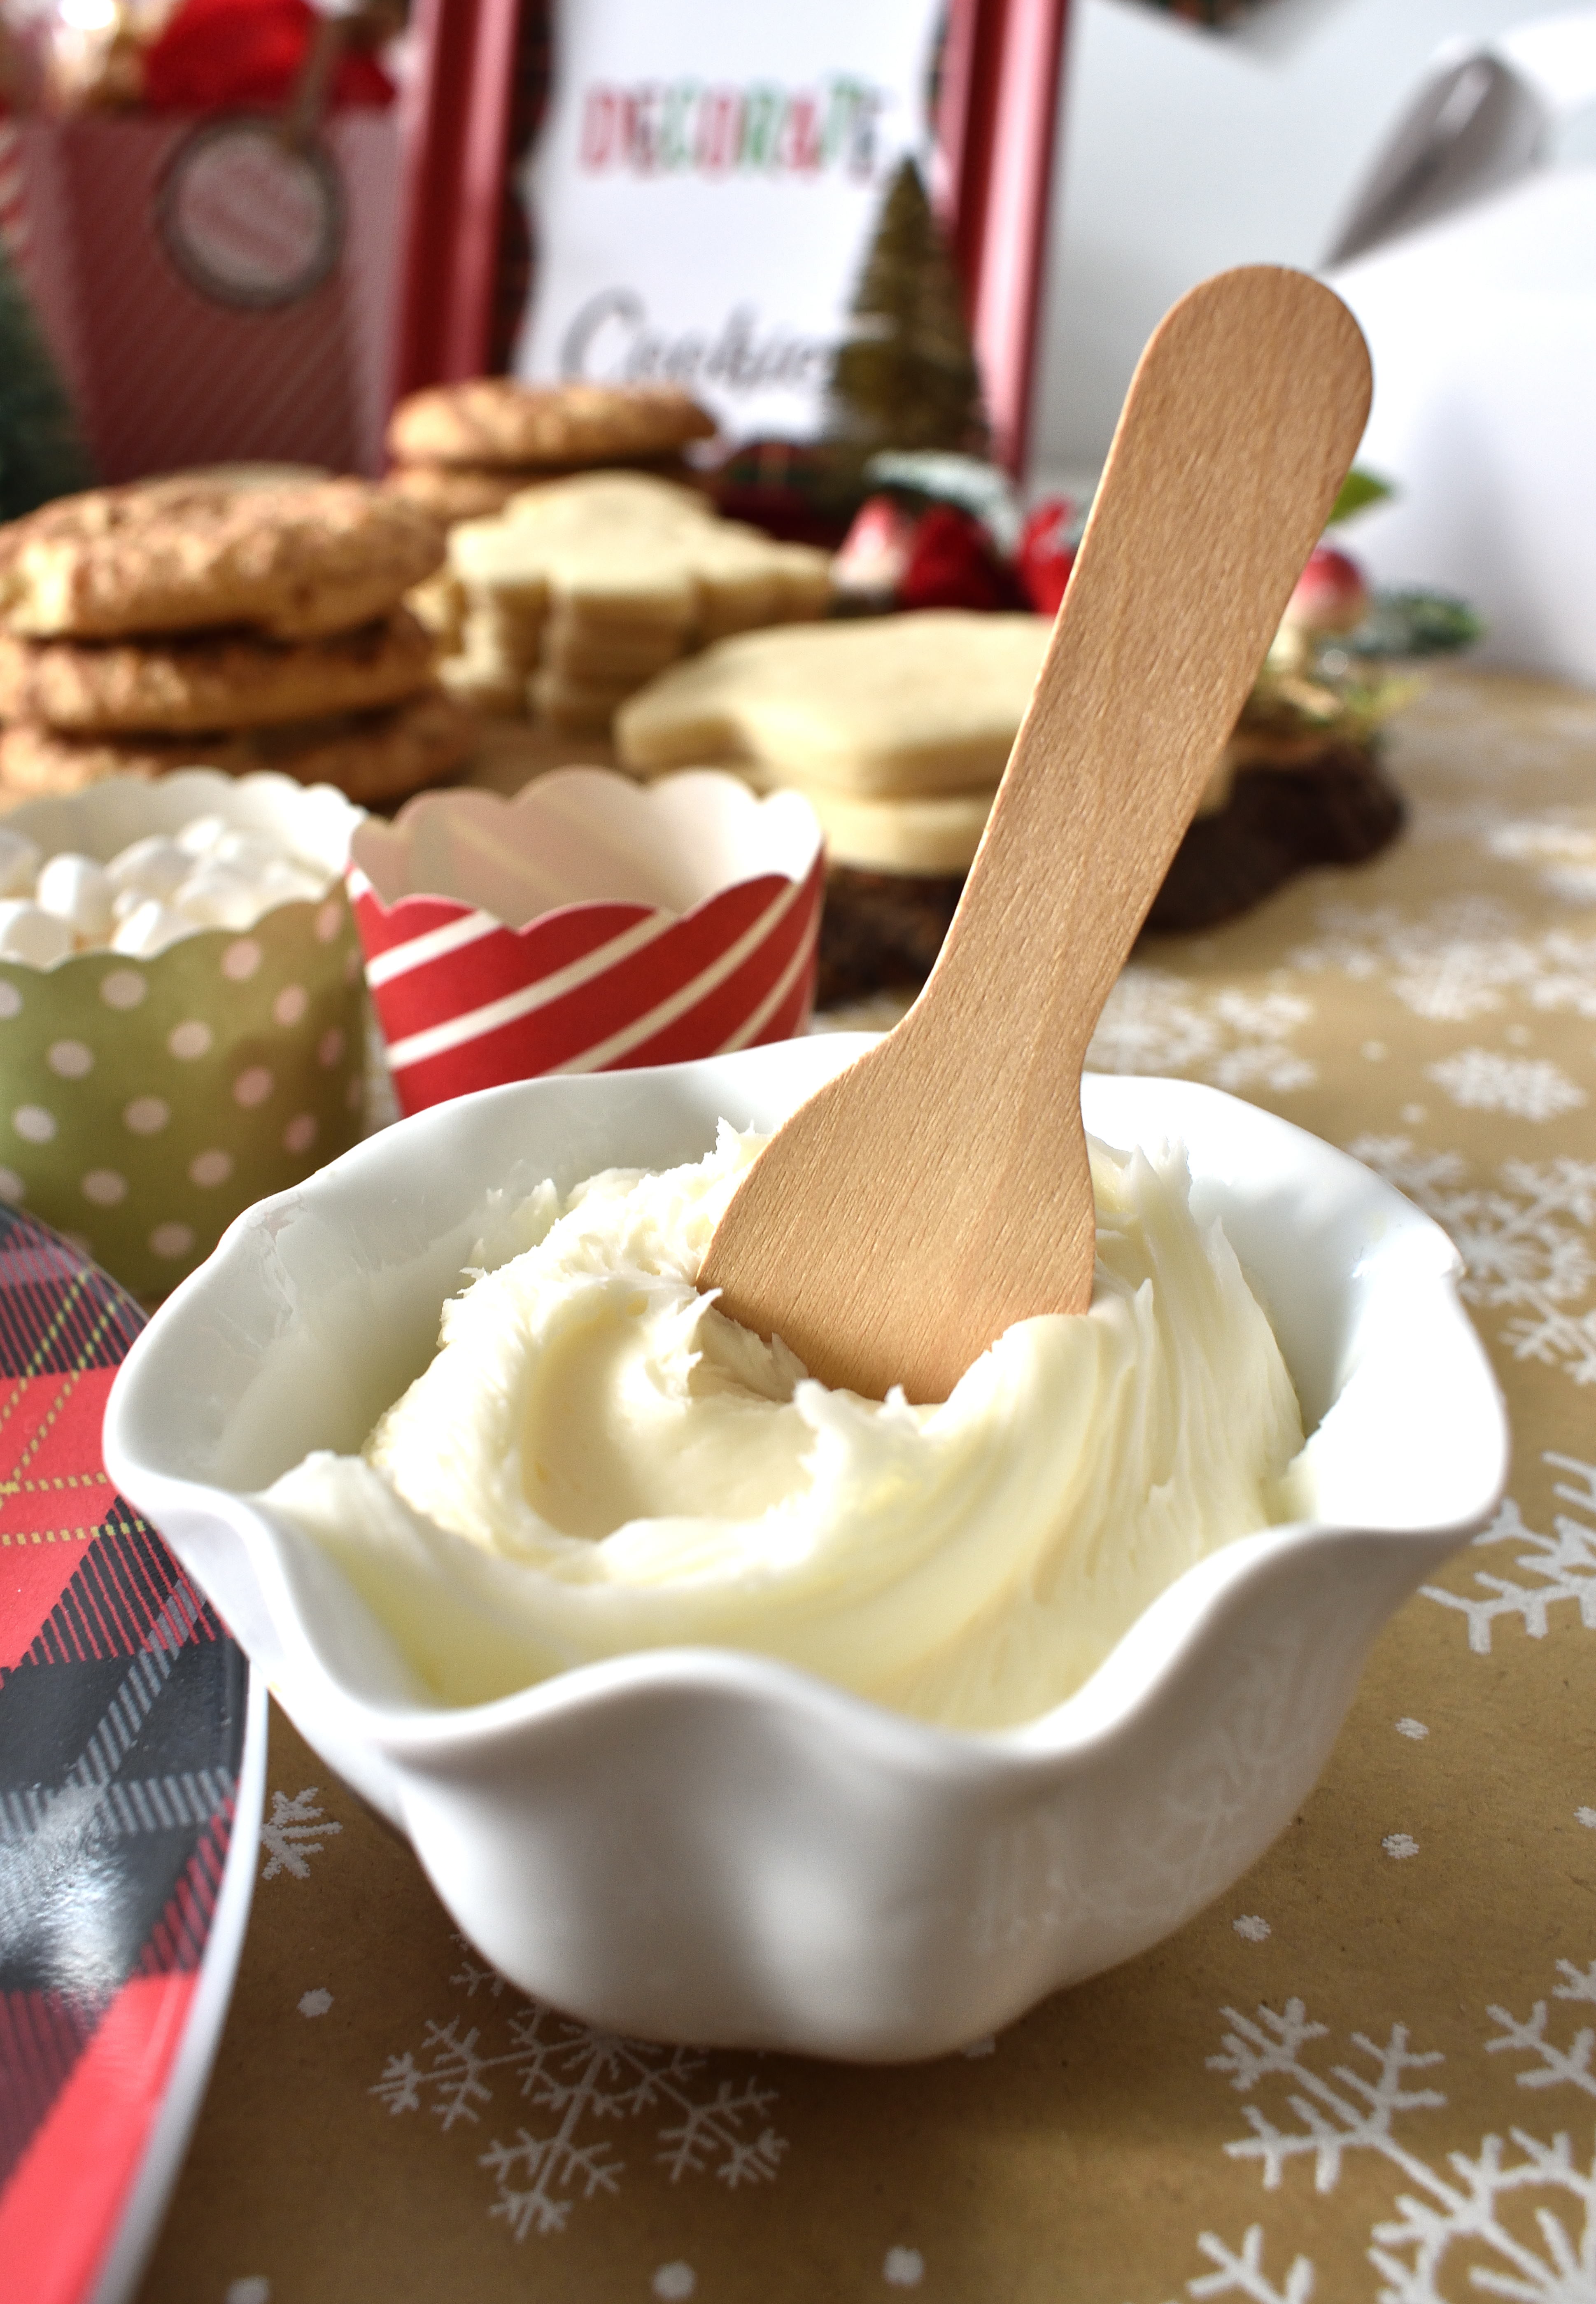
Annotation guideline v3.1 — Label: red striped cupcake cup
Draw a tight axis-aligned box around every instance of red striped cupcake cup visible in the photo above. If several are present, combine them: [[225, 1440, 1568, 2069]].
[[348, 770, 825, 1116]]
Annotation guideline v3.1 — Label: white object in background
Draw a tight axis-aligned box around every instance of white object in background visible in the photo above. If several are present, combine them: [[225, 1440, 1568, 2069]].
[[0, 898, 72, 968], [1325, 10, 1596, 683], [514, 0, 943, 441]]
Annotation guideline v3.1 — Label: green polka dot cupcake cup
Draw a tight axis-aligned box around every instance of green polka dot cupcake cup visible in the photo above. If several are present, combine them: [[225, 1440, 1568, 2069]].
[[0, 770, 367, 1301]]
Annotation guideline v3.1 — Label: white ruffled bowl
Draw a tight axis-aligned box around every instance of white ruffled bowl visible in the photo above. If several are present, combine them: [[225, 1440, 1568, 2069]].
[[102, 1035, 1507, 2061]]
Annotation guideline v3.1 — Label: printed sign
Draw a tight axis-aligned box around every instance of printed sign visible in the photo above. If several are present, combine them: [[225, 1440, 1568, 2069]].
[[157, 118, 343, 309], [515, 0, 944, 440]]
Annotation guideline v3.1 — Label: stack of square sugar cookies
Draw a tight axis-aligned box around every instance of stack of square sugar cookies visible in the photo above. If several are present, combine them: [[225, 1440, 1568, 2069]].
[[384, 378, 720, 526], [437, 471, 834, 734], [0, 476, 475, 807], [615, 610, 1051, 1001]]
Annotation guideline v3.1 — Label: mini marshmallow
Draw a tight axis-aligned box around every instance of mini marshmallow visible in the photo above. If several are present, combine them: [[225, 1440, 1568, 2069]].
[[254, 858, 332, 904], [0, 898, 74, 967], [106, 835, 191, 902], [0, 827, 42, 899], [109, 899, 196, 958], [210, 830, 285, 875], [175, 814, 230, 858], [2, 815, 336, 956], [35, 852, 115, 943], [171, 865, 266, 931]]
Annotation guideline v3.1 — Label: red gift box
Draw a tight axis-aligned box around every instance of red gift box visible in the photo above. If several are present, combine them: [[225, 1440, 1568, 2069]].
[[13, 106, 399, 480]]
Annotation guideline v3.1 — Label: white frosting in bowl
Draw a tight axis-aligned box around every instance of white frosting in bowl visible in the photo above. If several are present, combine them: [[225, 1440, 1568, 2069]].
[[262, 1126, 1312, 1731], [102, 1043, 1508, 2056]]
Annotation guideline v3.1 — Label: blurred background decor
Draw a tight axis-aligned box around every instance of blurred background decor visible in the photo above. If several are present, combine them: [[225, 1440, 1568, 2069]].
[[0, 237, 93, 517], [2, 0, 404, 479], [1119, 0, 1277, 23], [398, 0, 1071, 479], [1326, 10, 1596, 686]]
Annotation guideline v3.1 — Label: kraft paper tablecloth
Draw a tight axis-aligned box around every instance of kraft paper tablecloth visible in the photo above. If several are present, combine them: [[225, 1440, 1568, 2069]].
[[136, 668, 1596, 2304]]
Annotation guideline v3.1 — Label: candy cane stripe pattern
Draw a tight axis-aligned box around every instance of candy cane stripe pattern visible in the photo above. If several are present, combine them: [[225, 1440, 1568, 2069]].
[[349, 848, 824, 1115]]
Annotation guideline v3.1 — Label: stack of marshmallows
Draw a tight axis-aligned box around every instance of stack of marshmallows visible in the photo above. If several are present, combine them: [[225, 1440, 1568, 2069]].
[[0, 811, 333, 963], [0, 475, 474, 807]]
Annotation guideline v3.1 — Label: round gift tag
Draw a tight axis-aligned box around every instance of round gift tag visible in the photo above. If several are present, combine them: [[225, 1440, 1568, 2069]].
[[156, 117, 343, 310]]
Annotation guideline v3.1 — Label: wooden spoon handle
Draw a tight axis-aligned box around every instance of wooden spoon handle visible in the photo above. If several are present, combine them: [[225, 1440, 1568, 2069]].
[[926, 267, 1371, 1070], [702, 268, 1371, 1403]]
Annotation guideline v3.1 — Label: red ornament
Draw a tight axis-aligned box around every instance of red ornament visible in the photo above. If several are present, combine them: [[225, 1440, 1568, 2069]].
[[898, 504, 1017, 613], [1016, 497, 1076, 616], [1283, 543, 1369, 636], [142, 0, 395, 114], [833, 494, 918, 597]]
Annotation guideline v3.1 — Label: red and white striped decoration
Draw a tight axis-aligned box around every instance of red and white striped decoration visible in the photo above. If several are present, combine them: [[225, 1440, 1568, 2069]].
[[350, 850, 824, 1115], [7, 113, 398, 481]]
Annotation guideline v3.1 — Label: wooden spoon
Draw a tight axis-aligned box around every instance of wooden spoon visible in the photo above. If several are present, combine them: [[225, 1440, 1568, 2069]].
[[700, 266, 1372, 1403]]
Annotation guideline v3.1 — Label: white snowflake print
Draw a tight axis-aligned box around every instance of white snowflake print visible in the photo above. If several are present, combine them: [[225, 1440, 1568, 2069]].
[[883, 2244, 925, 2287], [1382, 1834, 1420, 1861], [1403, 791, 1596, 907], [1290, 893, 1596, 1024], [1345, 1138, 1596, 1385], [1420, 1453, 1596, 1651], [1170, 1973, 1596, 2304], [1488, 1960, 1596, 2099], [1209, 1999, 1447, 2195], [1425, 1047, 1587, 1122], [1234, 1917, 1272, 1944], [1369, 2129, 1596, 2302], [1482, 817, 1596, 909], [1087, 967, 1316, 1094], [1152, 2222, 1315, 2303], [371, 1941, 786, 2241], [1394, 1719, 1428, 1741], [259, 1786, 342, 1881]]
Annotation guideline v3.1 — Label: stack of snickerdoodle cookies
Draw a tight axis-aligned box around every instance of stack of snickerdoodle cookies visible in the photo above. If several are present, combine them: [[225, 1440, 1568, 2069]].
[[384, 380, 719, 525], [0, 476, 476, 806]]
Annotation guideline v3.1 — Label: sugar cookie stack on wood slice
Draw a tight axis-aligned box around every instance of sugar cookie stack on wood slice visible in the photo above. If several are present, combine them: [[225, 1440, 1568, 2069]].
[[615, 611, 1052, 1005], [0, 476, 474, 808], [384, 379, 720, 529], [434, 469, 834, 735]]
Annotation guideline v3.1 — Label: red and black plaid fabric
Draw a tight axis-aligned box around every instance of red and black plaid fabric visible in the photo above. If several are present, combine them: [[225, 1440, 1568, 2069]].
[[0, 1205, 246, 2304]]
